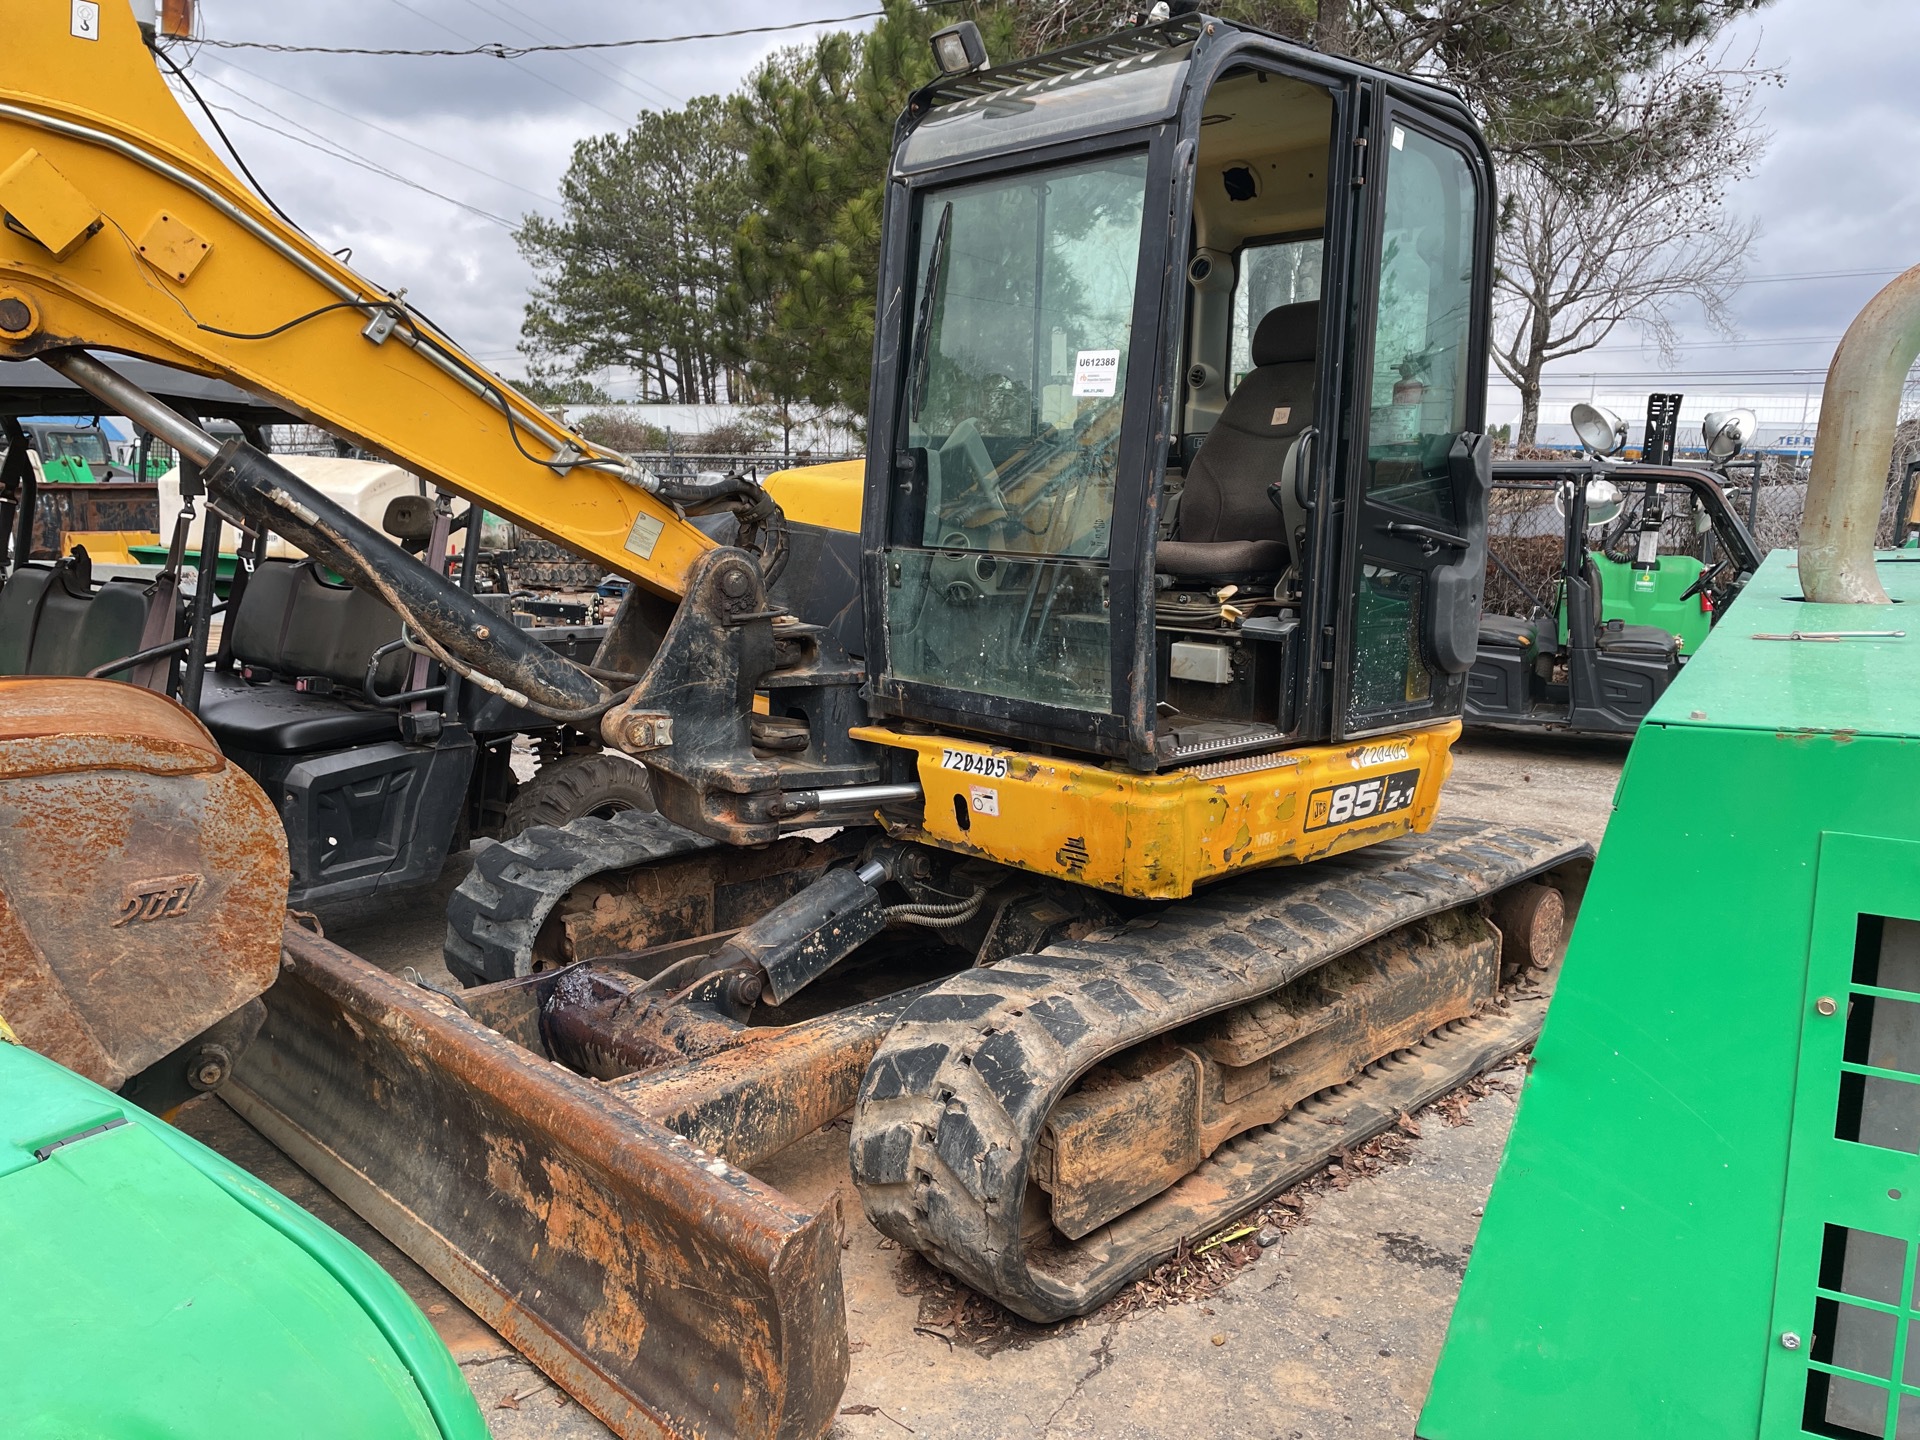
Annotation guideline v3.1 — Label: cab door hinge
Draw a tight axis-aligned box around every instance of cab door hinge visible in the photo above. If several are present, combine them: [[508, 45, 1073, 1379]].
[[1352, 135, 1368, 187], [1321, 625, 1336, 671]]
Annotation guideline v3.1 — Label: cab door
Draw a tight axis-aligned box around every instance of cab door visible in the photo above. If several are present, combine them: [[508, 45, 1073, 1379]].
[[1333, 102, 1494, 739]]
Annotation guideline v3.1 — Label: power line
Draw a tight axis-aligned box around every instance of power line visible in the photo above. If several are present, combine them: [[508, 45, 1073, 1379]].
[[186, 11, 883, 57], [206, 101, 517, 227], [377, 0, 629, 129], [197, 63, 561, 209], [1736, 265, 1908, 286], [1577, 333, 1846, 354], [454, 0, 684, 110]]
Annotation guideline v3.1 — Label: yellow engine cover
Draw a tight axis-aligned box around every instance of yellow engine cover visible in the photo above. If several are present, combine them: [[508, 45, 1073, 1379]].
[[850, 721, 1460, 900]]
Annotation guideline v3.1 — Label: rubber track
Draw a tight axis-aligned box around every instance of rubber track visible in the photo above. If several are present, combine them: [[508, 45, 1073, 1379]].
[[849, 818, 1589, 1322], [444, 811, 716, 986]]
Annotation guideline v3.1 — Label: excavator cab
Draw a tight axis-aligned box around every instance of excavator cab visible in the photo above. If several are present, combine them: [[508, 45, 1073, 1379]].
[[867, 19, 1494, 770]]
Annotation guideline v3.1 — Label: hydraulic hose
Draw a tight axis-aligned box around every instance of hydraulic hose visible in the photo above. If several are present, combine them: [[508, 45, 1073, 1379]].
[[47, 351, 610, 715]]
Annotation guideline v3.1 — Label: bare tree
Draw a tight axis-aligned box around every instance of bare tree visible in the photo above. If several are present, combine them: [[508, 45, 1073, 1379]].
[[1493, 46, 1773, 443]]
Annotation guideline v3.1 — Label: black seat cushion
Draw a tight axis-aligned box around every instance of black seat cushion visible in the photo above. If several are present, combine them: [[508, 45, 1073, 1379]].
[[1596, 619, 1678, 658], [0, 562, 159, 680], [197, 668, 398, 753], [1585, 562, 1678, 657], [1478, 614, 1540, 650], [1159, 301, 1318, 583], [1156, 537, 1290, 579], [228, 559, 408, 692]]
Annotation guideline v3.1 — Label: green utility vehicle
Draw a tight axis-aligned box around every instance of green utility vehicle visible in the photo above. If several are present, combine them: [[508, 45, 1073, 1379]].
[[1466, 398, 1763, 735], [18, 419, 128, 483], [2, 1035, 487, 1439]]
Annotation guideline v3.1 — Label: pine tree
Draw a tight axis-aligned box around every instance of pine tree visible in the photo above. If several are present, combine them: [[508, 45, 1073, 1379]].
[[517, 95, 749, 403], [722, 3, 1020, 425]]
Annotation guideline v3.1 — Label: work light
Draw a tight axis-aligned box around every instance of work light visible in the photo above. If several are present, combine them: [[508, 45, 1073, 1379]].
[[930, 22, 990, 76], [1571, 403, 1627, 458]]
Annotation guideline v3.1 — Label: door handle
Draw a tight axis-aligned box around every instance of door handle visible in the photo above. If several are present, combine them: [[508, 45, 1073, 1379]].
[[1383, 519, 1469, 554]]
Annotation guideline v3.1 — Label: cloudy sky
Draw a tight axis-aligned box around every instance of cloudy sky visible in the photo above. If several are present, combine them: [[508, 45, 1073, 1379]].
[[1524, 0, 1920, 433], [159, 0, 1920, 429], [163, 0, 876, 392]]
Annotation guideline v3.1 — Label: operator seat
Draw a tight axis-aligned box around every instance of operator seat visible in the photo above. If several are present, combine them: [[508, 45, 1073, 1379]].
[[197, 559, 410, 753], [1584, 557, 1679, 658], [1157, 301, 1318, 583]]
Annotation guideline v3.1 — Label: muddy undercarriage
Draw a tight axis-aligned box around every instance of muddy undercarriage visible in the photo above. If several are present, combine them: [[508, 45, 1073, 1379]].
[[226, 813, 1588, 1440]]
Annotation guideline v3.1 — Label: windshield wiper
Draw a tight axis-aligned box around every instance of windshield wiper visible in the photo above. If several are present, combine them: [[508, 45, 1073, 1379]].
[[908, 202, 952, 423]]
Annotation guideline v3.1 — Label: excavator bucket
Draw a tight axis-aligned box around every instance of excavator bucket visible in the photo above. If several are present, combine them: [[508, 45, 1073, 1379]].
[[0, 678, 285, 1089], [227, 921, 848, 1440], [1420, 556, 1920, 1439]]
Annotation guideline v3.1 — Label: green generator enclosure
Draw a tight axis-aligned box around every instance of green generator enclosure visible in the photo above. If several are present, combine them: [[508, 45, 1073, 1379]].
[[1, 1035, 489, 1440], [1423, 548, 1920, 1440]]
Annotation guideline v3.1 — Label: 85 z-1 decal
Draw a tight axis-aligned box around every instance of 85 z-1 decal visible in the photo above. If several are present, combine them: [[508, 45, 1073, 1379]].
[[1304, 769, 1420, 831]]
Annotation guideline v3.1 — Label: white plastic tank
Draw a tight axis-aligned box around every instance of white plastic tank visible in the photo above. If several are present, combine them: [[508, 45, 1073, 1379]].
[[157, 455, 424, 558]]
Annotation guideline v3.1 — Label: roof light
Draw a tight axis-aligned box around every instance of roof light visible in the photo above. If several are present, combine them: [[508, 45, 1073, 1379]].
[[1571, 403, 1627, 458], [930, 22, 989, 77]]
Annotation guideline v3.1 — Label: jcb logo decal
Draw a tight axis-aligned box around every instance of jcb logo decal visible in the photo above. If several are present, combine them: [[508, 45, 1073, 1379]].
[[113, 874, 202, 927]]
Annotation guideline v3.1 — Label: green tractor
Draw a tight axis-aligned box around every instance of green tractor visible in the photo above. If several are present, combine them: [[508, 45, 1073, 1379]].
[[1422, 269, 1920, 1438]]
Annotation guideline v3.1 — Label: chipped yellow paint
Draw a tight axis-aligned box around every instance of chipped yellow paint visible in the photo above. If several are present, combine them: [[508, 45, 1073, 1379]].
[[850, 720, 1461, 900]]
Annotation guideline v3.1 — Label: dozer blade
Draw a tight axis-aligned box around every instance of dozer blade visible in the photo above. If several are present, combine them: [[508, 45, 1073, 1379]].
[[224, 921, 847, 1440]]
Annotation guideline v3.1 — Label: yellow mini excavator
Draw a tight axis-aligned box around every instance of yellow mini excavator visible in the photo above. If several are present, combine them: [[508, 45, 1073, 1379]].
[[0, 6, 1587, 1437]]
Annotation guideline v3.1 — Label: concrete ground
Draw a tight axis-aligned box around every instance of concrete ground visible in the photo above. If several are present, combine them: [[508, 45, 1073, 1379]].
[[182, 729, 1627, 1440]]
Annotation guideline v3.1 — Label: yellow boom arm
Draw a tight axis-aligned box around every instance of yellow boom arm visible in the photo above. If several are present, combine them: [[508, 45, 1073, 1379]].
[[0, 0, 711, 598]]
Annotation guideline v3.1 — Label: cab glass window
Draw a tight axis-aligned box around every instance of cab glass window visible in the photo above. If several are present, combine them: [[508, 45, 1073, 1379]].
[[1228, 237, 1322, 390], [1363, 124, 1477, 521], [886, 151, 1150, 710]]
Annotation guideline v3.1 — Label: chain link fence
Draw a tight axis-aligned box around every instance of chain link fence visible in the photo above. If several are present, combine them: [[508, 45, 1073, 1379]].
[[1484, 421, 1920, 620]]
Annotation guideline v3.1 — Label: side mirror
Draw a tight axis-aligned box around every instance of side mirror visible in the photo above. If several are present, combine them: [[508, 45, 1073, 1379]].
[[1571, 403, 1627, 458], [1702, 409, 1756, 462]]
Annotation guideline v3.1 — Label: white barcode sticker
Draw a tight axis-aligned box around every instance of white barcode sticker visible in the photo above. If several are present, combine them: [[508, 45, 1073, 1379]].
[[1072, 349, 1120, 397]]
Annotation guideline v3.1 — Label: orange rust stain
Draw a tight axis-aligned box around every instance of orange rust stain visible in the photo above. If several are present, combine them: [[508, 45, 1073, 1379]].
[[534, 1156, 655, 1365]]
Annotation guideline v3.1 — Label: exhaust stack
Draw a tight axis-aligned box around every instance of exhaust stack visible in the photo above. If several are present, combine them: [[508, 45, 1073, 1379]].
[[1799, 262, 1920, 604]]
